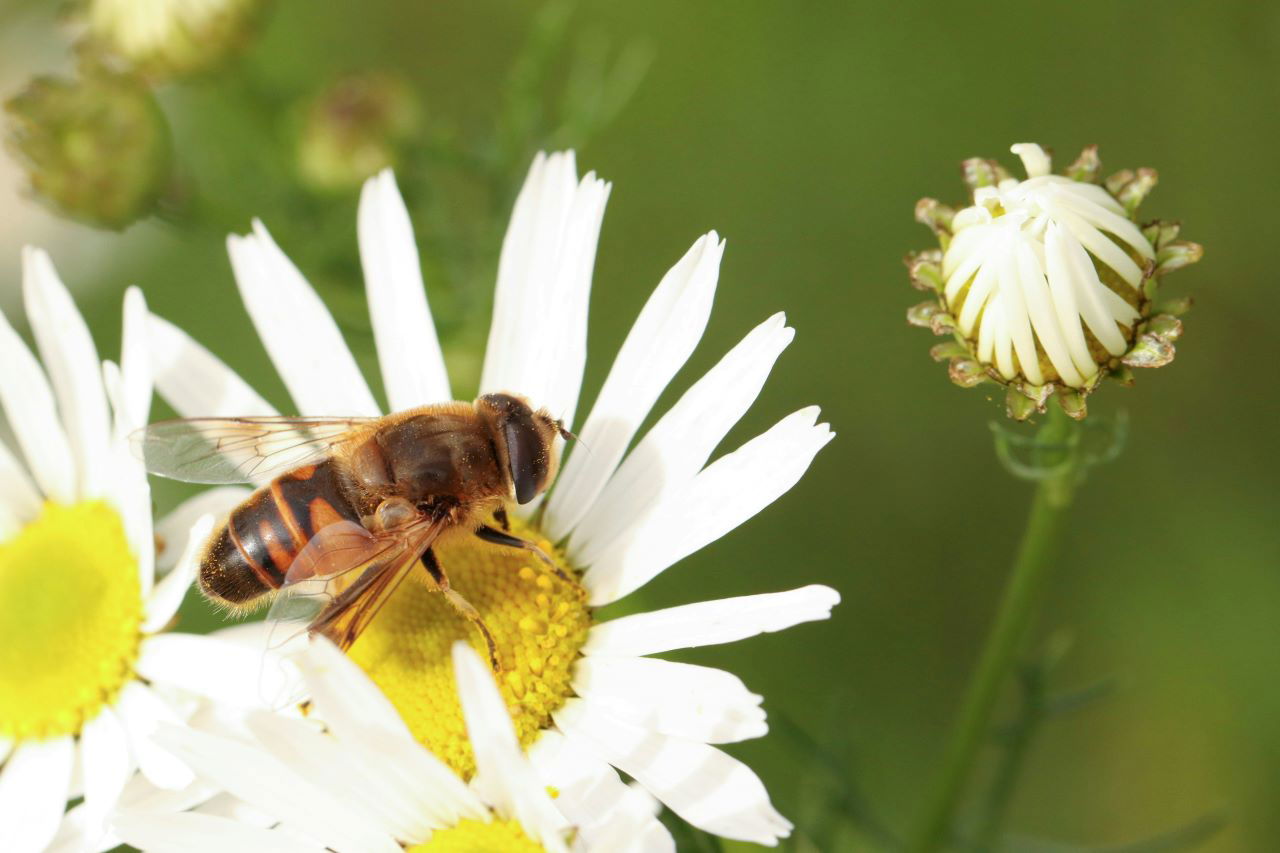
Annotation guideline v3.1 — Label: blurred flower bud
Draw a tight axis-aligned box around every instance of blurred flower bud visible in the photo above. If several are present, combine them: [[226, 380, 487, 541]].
[[906, 143, 1202, 420], [79, 0, 265, 79], [5, 69, 173, 229], [295, 72, 421, 194]]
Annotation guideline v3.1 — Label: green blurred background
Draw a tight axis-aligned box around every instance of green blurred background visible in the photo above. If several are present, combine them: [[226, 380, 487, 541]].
[[2, 0, 1278, 850]]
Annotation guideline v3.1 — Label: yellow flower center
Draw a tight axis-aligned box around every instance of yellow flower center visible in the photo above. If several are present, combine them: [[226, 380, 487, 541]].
[[405, 818, 545, 852], [349, 517, 590, 777], [0, 501, 144, 740]]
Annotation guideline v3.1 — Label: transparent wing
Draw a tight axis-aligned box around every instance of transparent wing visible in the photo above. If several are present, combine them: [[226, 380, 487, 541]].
[[132, 415, 377, 484], [265, 514, 447, 653]]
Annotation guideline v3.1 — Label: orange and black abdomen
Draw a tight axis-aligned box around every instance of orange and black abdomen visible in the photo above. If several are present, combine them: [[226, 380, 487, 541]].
[[199, 460, 361, 608]]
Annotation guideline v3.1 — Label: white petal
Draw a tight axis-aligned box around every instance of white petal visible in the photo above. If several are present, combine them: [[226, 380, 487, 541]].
[[0, 437, 40, 537], [114, 811, 325, 853], [942, 228, 990, 301], [554, 701, 791, 845], [1010, 142, 1051, 178], [989, 297, 1016, 379], [143, 515, 213, 633], [584, 408, 834, 605], [571, 313, 793, 569], [1041, 196, 1143, 287], [0, 735, 75, 853], [228, 224, 380, 416], [545, 232, 724, 540], [147, 312, 278, 418], [940, 224, 991, 294], [22, 247, 111, 497], [297, 637, 409, 736], [154, 486, 249, 571], [45, 799, 121, 853], [297, 639, 487, 825], [1014, 239, 1083, 387], [573, 656, 765, 743], [359, 170, 451, 409], [116, 770, 221, 815], [80, 707, 135, 841], [529, 730, 673, 853], [995, 240, 1042, 385], [136, 632, 293, 711], [153, 724, 399, 853], [119, 286, 153, 430], [101, 361, 155, 597], [585, 584, 840, 657], [1049, 184, 1154, 260], [579, 781, 674, 853], [0, 304, 75, 502], [1040, 223, 1098, 378], [116, 682, 195, 789], [977, 295, 996, 364], [245, 710, 431, 842], [956, 259, 997, 336], [481, 151, 611, 429], [1051, 225, 1130, 355], [453, 643, 569, 852]]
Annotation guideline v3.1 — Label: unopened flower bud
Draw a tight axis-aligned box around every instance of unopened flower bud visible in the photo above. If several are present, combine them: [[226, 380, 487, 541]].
[[905, 143, 1202, 420], [5, 70, 172, 229], [79, 0, 265, 79], [295, 72, 421, 194]]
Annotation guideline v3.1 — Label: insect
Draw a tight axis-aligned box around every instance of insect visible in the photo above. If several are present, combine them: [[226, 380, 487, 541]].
[[135, 393, 574, 667]]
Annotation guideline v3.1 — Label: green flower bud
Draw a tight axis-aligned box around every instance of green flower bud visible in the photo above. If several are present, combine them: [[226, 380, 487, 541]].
[[295, 73, 422, 194], [905, 143, 1203, 420], [5, 70, 172, 229], [79, 0, 265, 79]]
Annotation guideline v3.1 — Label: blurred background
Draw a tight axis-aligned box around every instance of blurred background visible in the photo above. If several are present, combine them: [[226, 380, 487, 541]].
[[2, 0, 1277, 850]]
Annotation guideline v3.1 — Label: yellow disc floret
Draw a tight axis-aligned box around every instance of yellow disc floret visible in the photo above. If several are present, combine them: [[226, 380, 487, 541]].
[[406, 818, 546, 852], [0, 501, 144, 740], [348, 517, 590, 777]]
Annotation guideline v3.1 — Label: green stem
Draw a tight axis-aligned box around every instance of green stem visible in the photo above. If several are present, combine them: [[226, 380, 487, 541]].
[[911, 408, 1080, 852], [973, 666, 1047, 848]]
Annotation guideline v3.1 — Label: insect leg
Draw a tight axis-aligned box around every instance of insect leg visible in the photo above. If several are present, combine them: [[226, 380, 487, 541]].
[[473, 524, 572, 583], [421, 548, 500, 671], [493, 507, 511, 531]]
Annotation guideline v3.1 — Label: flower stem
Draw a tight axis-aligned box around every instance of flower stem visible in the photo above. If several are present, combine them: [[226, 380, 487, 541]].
[[911, 407, 1080, 852]]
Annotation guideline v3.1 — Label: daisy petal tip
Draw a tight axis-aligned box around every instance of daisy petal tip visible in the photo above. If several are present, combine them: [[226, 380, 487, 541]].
[[449, 639, 489, 684], [805, 583, 842, 613], [1010, 142, 1051, 177], [793, 404, 823, 426], [124, 285, 148, 313]]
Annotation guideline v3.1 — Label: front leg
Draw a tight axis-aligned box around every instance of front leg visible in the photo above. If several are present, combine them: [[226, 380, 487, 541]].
[[473, 524, 572, 584]]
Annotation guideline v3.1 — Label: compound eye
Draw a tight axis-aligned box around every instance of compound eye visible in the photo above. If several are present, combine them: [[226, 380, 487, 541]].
[[504, 419, 547, 504]]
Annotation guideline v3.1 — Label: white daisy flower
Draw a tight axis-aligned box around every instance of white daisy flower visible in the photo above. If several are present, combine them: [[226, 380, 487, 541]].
[[940, 142, 1151, 389], [113, 638, 668, 852], [0, 249, 290, 853], [146, 152, 839, 846], [908, 142, 1200, 419]]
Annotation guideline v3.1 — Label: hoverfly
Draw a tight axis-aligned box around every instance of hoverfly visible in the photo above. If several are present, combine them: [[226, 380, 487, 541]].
[[136, 393, 573, 665]]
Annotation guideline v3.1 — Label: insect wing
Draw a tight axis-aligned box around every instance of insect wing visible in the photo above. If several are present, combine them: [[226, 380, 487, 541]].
[[133, 416, 376, 484], [264, 514, 446, 653]]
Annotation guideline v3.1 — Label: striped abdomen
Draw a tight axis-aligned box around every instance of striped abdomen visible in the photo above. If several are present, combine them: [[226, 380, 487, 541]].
[[199, 460, 361, 608]]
